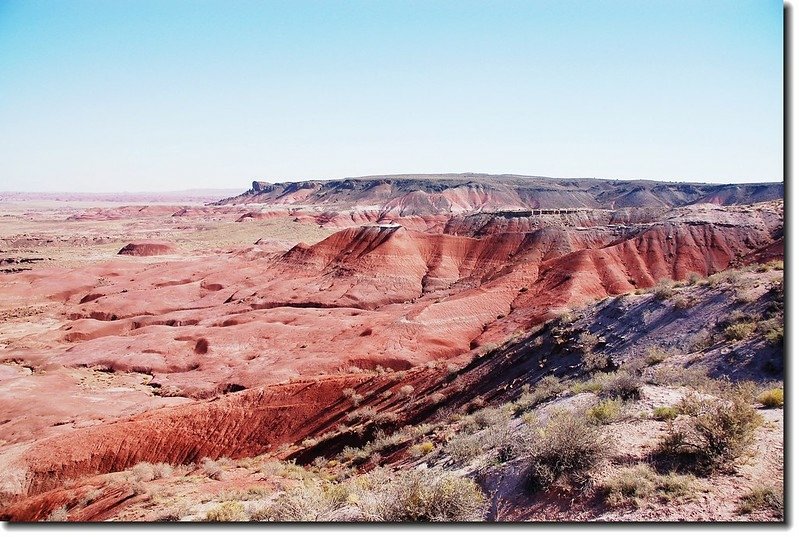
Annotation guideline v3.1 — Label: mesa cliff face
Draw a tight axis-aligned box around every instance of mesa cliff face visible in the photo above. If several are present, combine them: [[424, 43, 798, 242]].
[[217, 174, 783, 213]]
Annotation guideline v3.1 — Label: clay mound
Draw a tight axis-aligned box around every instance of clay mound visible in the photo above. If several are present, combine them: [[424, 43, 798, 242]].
[[117, 242, 176, 256]]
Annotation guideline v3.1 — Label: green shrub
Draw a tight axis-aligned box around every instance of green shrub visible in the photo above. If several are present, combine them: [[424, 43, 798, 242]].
[[756, 388, 783, 408], [652, 406, 679, 421], [659, 392, 763, 474], [587, 398, 623, 424], [724, 322, 757, 341], [571, 377, 604, 394], [205, 501, 246, 522], [759, 316, 784, 346], [525, 411, 610, 490], [409, 441, 435, 458]]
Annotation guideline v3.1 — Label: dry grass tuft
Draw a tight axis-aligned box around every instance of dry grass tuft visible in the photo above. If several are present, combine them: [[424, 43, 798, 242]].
[[603, 464, 697, 507]]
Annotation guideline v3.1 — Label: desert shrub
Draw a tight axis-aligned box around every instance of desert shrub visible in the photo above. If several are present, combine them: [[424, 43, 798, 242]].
[[301, 437, 318, 448], [409, 441, 435, 458], [342, 388, 364, 406], [374, 410, 400, 426], [130, 462, 156, 482], [462, 406, 510, 433], [658, 392, 763, 474], [687, 272, 702, 285], [514, 375, 564, 413], [79, 488, 102, 507], [201, 458, 224, 480], [689, 330, 715, 352], [737, 486, 783, 516], [398, 385, 415, 397], [672, 393, 705, 417], [524, 411, 610, 490], [583, 351, 610, 372], [759, 317, 784, 346], [704, 268, 748, 289], [153, 462, 173, 479], [493, 426, 532, 463], [733, 288, 756, 304], [555, 307, 575, 324], [255, 484, 351, 521], [767, 260, 784, 271], [600, 370, 642, 401], [361, 430, 404, 456], [45, 506, 69, 522], [653, 279, 676, 300], [603, 464, 696, 507], [756, 388, 783, 408], [644, 346, 670, 365], [129, 461, 172, 482], [652, 406, 679, 421], [444, 432, 484, 464], [672, 295, 695, 310], [429, 392, 446, 404], [587, 398, 623, 424], [570, 376, 604, 394], [205, 501, 246, 522], [367, 468, 487, 522], [576, 331, 600, 353], [724, 322, 757, 341], [650, 366, 710, 389], [345, 406, 377, 424], [339, 445, 367, 463], [155, 504, 190, 522]]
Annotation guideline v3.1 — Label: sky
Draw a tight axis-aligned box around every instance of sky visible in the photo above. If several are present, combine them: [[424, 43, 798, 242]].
[[0, 0, 784, 192]]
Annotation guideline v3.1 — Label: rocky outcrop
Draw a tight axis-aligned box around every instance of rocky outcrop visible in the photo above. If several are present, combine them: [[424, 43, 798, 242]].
[[118, 242, 176, 256]]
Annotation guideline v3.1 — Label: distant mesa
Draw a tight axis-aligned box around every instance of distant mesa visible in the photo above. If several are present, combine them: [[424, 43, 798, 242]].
[[215, 174, 783, 212], [117, 242, 176, 256]]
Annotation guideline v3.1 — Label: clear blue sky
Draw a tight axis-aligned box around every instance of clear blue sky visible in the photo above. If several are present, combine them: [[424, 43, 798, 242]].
[[0, 0, 783, 192]]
